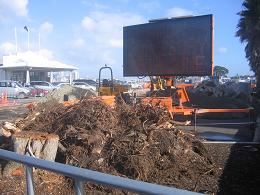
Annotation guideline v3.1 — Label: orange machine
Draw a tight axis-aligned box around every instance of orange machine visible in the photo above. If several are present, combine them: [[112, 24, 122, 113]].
[[63, 96, 115, 107], [98, 65, 129, 96], [142, 77, 251, 116]]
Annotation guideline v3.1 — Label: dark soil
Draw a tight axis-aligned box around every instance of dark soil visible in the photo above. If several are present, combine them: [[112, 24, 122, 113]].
[[205, 143, 260, 195]]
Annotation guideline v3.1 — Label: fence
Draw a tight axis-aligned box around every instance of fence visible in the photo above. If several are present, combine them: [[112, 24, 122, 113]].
[[0, 149, 200, 195], [193, 108, 254, 132]]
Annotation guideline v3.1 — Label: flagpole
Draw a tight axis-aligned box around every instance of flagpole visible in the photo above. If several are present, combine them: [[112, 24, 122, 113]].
[[14, 27, 18, 53], [27, 29, 30, 51], [38, 32, 41, 51]]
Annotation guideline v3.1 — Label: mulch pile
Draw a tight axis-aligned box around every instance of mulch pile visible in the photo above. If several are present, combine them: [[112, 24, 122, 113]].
[[2, 97, 221, 194]]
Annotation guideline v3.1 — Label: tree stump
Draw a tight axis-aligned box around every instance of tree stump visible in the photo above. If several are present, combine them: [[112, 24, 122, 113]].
[[2, 131, 59, 178], [12, 131, 59, 161]]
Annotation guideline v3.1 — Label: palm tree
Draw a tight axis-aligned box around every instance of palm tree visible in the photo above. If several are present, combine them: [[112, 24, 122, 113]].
[[236, 0, 260, 95]]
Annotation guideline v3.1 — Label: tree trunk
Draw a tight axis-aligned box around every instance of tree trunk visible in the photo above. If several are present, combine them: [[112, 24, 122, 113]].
[[12, 131, 59, 161], [2, 131, 59, 178], [256, 70, 260, 97]]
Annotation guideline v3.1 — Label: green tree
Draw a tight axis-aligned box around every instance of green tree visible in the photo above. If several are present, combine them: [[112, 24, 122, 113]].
[[236, 0, 260, 95], [214, 65, 229, 77]]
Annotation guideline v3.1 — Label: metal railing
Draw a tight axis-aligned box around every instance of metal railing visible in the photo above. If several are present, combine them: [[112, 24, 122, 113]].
[[193, 108, 254, 132], [0, 149, 200, 195]]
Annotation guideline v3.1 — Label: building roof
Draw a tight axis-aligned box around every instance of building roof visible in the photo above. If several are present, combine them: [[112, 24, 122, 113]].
[[1, 51, 78, 71]]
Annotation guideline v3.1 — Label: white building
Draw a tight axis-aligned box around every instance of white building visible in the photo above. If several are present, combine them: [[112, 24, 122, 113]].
[[0, 51, 78, 84]]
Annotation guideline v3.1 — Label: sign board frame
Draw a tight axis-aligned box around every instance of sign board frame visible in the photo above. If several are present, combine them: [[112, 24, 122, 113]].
[[123, 15, 214, 77]]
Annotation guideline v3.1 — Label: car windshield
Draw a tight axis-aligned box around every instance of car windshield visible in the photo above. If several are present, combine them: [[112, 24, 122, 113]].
[[74, 83, 84, 85], [32, 82, 51, 86], [73, 79, 96, 86], [14, 82, 23, 88]]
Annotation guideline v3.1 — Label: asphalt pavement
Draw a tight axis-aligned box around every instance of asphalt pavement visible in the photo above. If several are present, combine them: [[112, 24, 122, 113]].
[[0, 97, 37, 122], [177, 117, 256, 142]]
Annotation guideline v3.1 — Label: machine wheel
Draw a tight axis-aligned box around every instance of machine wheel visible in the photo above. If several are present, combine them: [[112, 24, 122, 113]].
[[17, 92, 26, 99], [116, 93, 132, 104], [39, 92, 44, 97]]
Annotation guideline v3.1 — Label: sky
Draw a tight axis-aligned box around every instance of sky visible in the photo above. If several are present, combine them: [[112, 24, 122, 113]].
[[0, 0, 253, 79]]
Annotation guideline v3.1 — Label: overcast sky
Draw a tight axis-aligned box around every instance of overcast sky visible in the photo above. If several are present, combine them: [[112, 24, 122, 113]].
[[0, 0, 252, 78]]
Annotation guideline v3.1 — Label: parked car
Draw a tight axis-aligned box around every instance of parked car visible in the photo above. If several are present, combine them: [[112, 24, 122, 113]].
[[72, 82, 96, 91], [73, 79, 97, 87], [29, 87, 49, 97], [29, 81, 57, 91], [0, 81, 30, 98], [219, 77, 231, 84], [127, 81, 143, 89], [52, 82, 70, 88]]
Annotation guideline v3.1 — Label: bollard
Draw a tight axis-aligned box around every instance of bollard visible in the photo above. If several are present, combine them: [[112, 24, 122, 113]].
[[64, 94, 69, 102]]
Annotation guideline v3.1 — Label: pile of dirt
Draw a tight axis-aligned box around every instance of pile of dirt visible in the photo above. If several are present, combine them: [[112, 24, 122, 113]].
[[39, 85, 97, 103], [5, 98, 220, 193], [188, 81, 251, 103], [185, 81, 251, 119]]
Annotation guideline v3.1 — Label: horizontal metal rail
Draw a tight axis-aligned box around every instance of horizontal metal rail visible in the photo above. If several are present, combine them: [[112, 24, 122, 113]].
[[193, 107, 253, 132], [195, 108, 252, 114], [196, 122, 256, 126], [203, 141, 260, 144], [0, 149, 200, 195]]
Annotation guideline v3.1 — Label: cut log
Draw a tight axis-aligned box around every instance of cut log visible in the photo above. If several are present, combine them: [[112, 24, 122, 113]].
[[12, 131, 59, 161], [2, 132, 59, 178], [2, 122, 21, 133]]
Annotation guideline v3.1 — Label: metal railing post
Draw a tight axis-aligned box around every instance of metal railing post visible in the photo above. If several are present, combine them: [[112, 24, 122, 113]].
[[25, 165, 35, 195], [194, 110, 197, 132], [75, 179, 85, 195]]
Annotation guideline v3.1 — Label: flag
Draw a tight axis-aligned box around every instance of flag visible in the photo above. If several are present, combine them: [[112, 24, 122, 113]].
[[24, 26, 28, 32]]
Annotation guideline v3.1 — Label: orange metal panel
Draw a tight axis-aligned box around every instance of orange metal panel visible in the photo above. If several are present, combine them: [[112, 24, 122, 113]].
[[92, 96, 116, 106], [176, 83, 194, 88], [175, 88, 190, 104], [171, 106, 194, 115], [63, 96, 116, 107]]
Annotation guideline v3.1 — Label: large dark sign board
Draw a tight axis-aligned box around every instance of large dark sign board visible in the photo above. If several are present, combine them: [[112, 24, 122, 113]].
[[123, 15, 213, 76]]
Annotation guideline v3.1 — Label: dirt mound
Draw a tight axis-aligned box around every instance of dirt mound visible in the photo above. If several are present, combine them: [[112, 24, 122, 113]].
[[189, 81, 251, 103], [185, 81, 251, 119], [12, 97, 220, 193], [39, 85, 97, 103]]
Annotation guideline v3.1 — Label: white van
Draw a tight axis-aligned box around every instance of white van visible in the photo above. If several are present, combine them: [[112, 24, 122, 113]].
[[0, 81, 30, 98], [29, 81, 57, 91]]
